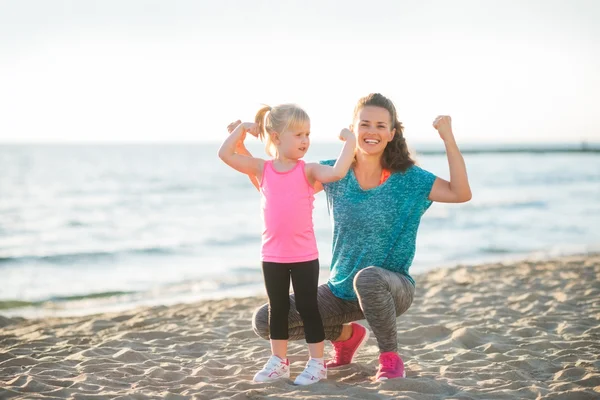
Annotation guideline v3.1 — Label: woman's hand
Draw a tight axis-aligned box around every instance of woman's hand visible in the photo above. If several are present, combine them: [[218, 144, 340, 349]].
[[433, 115, 454, 142], [227, 119, 242, 134]]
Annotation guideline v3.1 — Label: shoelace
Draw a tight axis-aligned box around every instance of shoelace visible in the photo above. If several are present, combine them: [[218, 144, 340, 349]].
[[380, 356, 398, 371], [330, 342, 351, 362]]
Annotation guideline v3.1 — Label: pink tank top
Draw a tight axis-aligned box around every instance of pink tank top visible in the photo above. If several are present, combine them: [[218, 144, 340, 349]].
[[260, 160, 318, 263]]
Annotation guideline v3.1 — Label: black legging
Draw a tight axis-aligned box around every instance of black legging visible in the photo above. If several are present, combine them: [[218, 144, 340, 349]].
[[253, 266, 415, 353], [262, 259, 325, 343]]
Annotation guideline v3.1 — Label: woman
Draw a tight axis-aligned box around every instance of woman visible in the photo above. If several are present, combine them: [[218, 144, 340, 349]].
[[229, 93, 471, 381]]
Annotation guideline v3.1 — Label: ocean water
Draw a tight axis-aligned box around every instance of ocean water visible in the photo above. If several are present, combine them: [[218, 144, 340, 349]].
[[1, 143, 599, 317]]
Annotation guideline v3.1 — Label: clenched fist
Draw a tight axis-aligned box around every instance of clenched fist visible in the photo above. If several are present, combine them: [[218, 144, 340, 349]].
[[433, 115, 454, 141]]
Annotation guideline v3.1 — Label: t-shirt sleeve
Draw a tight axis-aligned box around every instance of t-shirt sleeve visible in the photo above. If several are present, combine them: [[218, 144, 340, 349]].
[[410, 165, 437, 210], [318, 159, 336, 167]]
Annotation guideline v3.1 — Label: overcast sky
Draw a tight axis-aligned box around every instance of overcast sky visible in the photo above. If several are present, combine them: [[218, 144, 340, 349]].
[[1, 0, 598, 143]]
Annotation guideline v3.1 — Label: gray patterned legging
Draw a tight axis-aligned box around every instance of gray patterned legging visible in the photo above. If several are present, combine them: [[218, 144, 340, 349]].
[[252, 266, 415, 353]]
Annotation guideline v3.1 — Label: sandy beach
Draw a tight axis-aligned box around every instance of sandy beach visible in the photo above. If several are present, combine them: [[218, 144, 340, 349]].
[[1, 254, 599, 399]]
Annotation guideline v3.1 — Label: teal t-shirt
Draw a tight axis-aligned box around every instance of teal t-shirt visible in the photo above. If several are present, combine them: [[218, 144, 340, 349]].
[[320, 160, 436, 301]]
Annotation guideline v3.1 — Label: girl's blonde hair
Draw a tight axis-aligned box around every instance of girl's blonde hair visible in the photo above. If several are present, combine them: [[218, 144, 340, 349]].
[[254, 104, 309, 157]]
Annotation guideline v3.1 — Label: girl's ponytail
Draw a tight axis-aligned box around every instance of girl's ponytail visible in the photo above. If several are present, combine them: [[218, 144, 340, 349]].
[[254, 105, 277, 157], [254, 105, 271, 142]]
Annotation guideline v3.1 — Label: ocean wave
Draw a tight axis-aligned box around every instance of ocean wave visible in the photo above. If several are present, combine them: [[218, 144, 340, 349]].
[[479, 247, 515, 254], [203, 235, 261, 247], [56, 183, 214, 201], [514, 176, 600, 186], [465, 200, 548, 211], [0, 246, 180, 266], [0, 290, 136, 310], [0, 275, 267, 315]]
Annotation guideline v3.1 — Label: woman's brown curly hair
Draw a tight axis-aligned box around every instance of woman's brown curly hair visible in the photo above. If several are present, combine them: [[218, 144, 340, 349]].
[[353, 93, 415, 172]]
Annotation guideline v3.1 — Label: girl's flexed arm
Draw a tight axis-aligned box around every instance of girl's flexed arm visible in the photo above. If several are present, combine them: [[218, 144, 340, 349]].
[[226, 120, 260, 190], [306, 128, 356, 186], [428, 116, 472, 203], [218, 122, 264, 180]]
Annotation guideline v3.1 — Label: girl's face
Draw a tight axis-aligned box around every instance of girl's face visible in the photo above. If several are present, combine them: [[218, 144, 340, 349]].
[[353, 106, 395, 156], [275, 121, 311, 160]]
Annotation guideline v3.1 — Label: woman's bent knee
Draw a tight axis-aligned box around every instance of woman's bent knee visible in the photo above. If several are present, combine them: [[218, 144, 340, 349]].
[[251, 303, 270, 340], [353, 266, 386, 291]]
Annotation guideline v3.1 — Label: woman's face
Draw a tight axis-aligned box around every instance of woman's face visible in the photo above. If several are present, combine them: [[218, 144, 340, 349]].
[[353, 106, 395, 156]]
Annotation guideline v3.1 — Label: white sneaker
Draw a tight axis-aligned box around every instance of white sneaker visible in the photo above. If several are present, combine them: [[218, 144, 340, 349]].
[[253, 355, 290, 382], [293, 358, 327, 386]]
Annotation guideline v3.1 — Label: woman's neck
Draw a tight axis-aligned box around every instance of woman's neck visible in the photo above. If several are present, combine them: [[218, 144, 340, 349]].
[[353, 151, 383, 189], [354, 151, 382, 173]]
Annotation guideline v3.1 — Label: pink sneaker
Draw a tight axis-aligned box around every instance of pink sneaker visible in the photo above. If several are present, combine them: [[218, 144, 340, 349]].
[[375, 352, 406, 381], [326, 322, 370, 368]]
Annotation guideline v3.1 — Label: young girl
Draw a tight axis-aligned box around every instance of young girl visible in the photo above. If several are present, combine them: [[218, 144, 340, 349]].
[[218, 104, 356, 385]]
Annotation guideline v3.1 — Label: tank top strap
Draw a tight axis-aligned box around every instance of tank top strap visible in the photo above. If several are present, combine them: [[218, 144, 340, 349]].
[[295, 160, 313, 191], [260, 160, 272, 188]]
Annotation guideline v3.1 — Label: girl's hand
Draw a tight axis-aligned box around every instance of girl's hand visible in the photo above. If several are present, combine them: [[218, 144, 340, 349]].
[[234, 122, 259, 138], [227, 120, 247, 151], [339, 128, 356, 142], [227, 120, 259, 147], [245, 122, 260, 138], [433, 115, 454, 141], [227, 120, 258, 136], [223, 120, 261, 191]]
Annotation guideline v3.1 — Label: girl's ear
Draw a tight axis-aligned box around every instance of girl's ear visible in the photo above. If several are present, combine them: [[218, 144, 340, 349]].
[[389, 128, 396, 141], [271, 131, 280, 144]]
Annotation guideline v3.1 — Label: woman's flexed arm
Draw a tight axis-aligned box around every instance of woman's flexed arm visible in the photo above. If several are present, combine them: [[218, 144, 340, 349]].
[[428, 116, 472, 203]]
